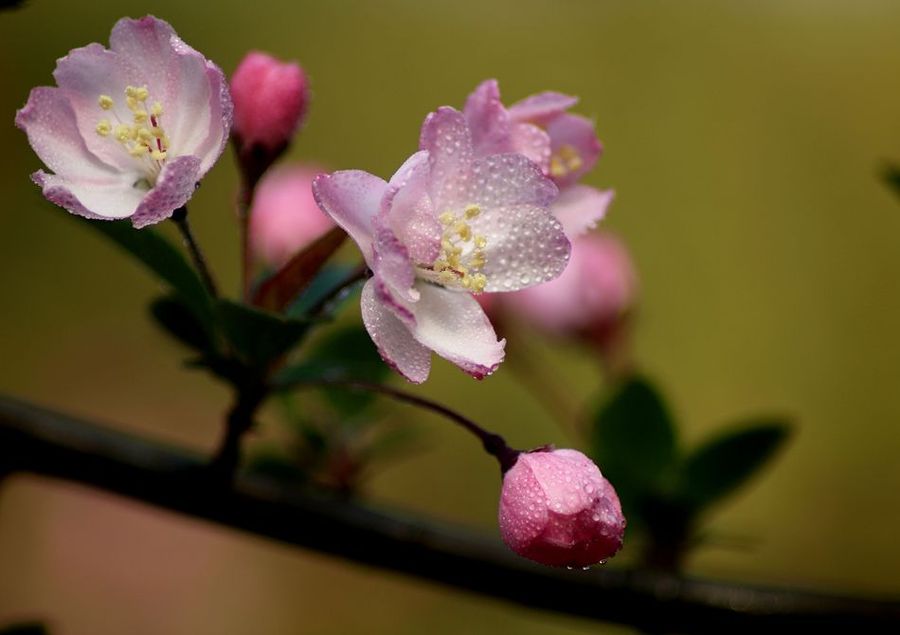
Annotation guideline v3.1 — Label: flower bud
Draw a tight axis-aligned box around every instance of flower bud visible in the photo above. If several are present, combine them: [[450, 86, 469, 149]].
[[502, 232, 637, 339], [231, 51, 309, 154], [249, 165, 334, 269], [499, 448, 625, 567]]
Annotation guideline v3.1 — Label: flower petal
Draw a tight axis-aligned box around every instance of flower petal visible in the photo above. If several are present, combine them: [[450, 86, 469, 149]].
[[130, 155, 201, 228], [546, 113, 602, 188], [464, 79, 513, 157], [473, 203, 571, 293], [360, 278, 431, 383], [51, 43, 146, 171], [109, 16, 180, 107], [552, 186, 614, 238], [32, 170, 142, 221], [15, 87, 120, 180], [419, 107, 474, 209], [372, 227, 419, 319], [409, 282, 505, 379], [312, 170, 387, 264], [509, 122, 551, 173], [508, 91, 579, 125], [383, 151, 441, 265], [469, 153, 558, 209]]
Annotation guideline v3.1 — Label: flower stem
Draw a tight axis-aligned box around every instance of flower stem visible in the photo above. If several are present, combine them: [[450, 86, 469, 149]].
[[209, 383, 267, 482], [288, 379, 520, 473], [171, 206, 219, 299]]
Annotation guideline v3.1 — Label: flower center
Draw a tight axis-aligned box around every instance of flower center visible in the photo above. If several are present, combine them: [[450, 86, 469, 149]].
[[549, 144, 583, 179], [425, 204, 489, 293], [94, 85, 171, 180]]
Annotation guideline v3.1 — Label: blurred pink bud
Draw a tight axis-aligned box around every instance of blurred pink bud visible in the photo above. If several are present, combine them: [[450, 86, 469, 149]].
[[503, 232, 637, 338], [249, 165, 334, 268], [231, 51, 309, 152], [499, 448, 625, 567]]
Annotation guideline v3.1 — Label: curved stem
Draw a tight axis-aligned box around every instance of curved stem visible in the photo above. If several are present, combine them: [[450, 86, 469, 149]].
[[209, 383, 267, 483], [288, 379, 520, 473], [171, 206, 219, 299]]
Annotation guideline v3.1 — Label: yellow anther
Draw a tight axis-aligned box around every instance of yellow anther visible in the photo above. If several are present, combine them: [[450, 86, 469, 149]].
[[439, 211, 455, 225], [447, 252, 461, 269], [126, 96, 140, 111], [151, 149, 168, 161], [128, 145, 149, 157], [133, 110, 148, 124], [471, 273, 487, 292], [125, 86, 149, 101], [150, 102, 164, 117], [550, 145, 583, 177], [455, 222, 472, 241], [549, 156, 566, 178], [438, 270, 457, 284], [95, 120, 112, 137], [137, 128, 154, 143], [469, 253, 486, 269], [150, 126, 166, 138], [98, 95, 114, 110], [474, 235, 487, 249], [464, 204, 481, 219], [114, 124, 132, 141]]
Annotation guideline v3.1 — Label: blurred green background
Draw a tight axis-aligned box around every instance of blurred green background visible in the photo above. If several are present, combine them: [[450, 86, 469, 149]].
[[2, 0, 900, 633]]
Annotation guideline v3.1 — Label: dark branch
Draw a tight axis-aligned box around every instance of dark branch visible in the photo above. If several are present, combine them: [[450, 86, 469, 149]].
[[0, 395, 897, 634]]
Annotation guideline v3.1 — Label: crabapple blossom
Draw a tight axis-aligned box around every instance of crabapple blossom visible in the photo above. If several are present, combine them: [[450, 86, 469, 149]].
[[16, 15, 232, 228], [313, 107, 571, 383], [499, 448, 625, 568], [231, 51, 309, 153], [248, 164, 334, 269], [464, 79, 613, 236]]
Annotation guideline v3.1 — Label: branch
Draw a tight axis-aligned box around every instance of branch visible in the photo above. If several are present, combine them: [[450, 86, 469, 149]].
[[0, 395, 897, 634]]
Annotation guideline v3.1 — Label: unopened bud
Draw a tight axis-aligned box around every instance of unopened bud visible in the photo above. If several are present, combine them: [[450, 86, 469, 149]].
[[231, 51, 309, 156], [499, 448, 625, 567]]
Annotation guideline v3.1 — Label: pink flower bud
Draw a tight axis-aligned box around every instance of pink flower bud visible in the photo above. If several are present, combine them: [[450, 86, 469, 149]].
[[499, 448, 625, 567], [502, 232, 637, 338], [231, 51, 309, 152], [249, 165, 334, 268]]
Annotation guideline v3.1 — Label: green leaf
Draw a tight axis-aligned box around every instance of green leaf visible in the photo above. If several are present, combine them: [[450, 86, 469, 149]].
[[217, 300, 313, 367], [590, 376, 678, 508], [252, 227, 347, 312], [77, 218, 215, 330], [676, 419, 791, 510], [287, 263, 362, 319], [149, 295, 216, 352]]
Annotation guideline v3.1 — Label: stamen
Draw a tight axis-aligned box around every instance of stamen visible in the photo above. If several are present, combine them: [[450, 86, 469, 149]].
[[95, 84, 171, 177], [98, 95, 114, 110], [95, 120, 112, 137], [427, 206, 489, 293], [549, 144, 583, 178]]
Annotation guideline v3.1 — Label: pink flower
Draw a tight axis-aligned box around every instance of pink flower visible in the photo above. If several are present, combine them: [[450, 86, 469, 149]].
[[503, 232, 637, 338], [15, 16, 232, 228], [249, 164, 334, 269], [231, 51, 309, 153], [313, 107, 570, 383], [463, 80, 613, 237], [499, 448, 625, 568]]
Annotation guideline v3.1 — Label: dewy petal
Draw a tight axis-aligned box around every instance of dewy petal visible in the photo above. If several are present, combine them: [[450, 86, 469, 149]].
[[419, 107, 474, 210], [473, 203, 571, 293], [130, 155, 201, 228], [552, 186, 614, 239], [546, 113, 602, 188], [408, 282, 505, 380], [312, 170, 388, 265], [464, 79, 514, 158], [109, 16, 180, 108], [508, 91, 579, 125], [468, 153, 559, 209], [52, 43, 145, 171], [382, 151, 441, 265], [32, 170, 142, 221], [509, 122, 551, 173], [372, 227, 419, 318], [360, 278, 431, 384], [15, 87, 120, 181]]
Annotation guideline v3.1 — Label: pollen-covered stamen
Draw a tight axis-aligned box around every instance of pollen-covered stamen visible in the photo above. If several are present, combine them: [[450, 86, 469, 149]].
[[549, 144, 583, 179], [94, 86, 171, 172], [427, 203, 489, 292]]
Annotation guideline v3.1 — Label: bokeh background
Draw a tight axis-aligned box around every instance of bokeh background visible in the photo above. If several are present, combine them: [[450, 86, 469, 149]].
[[2, 1, 900, 633]]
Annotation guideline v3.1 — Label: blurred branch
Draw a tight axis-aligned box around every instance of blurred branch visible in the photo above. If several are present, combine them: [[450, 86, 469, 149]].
[[0, 395, 898, 634]]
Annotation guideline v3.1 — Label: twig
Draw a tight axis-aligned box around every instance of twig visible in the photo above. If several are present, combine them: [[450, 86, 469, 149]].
[[283, 379, 519, 473], [171, 206, 219, 298], [0, 395, 898, 634]]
